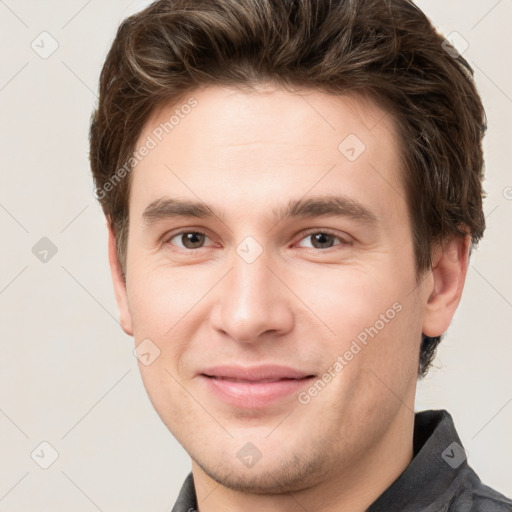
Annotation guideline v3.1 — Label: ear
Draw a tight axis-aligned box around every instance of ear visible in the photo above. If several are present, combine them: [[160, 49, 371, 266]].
[[107, 220, 133, 336], [422, 234, 471, 337]]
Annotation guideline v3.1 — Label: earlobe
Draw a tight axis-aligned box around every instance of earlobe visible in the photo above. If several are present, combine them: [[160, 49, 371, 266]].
[[422, 235, 470, 338], [107, 220, 133, 336]]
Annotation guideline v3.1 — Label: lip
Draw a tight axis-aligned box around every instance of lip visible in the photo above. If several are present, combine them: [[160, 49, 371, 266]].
[[198, 365, 315, 409]]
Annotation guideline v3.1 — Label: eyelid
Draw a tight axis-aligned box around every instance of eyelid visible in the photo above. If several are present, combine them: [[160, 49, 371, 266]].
[[294, 228, 352, 248], [164, 228, 216, 249], [164, 228, 351, 251]]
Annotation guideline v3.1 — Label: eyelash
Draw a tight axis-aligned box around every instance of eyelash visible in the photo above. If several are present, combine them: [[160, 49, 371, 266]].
[[164, 229, 351, 252]]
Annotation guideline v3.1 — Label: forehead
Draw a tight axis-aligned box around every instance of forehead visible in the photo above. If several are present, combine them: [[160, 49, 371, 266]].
[[144, 84, 399, 151], [129, 84, 406, 226]]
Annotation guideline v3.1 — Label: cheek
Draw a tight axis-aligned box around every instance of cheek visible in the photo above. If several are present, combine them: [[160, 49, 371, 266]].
[[136, 359, 200, 440], [351, 295, 422, 401], [291, 264, 421, 386], [127, 264, 203, 338], [289, 265, 404, 342], [127, 269, 198, 410]]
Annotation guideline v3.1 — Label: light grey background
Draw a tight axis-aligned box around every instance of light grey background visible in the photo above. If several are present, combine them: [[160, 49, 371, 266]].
[[0, 0, 511, 510]]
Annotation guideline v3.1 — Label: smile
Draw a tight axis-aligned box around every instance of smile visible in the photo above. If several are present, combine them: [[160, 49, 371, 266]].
[[198, 365, 315, 408]]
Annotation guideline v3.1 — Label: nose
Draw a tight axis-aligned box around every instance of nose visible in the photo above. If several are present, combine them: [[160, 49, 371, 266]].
[[209, 246, 295, 344]]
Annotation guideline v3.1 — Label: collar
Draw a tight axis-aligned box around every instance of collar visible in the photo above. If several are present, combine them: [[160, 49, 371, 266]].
[[170, 409, 483, 512], [367, 409, 474, 511]]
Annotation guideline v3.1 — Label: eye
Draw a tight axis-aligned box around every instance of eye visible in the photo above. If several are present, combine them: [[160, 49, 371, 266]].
[[166, 230, 214, 250], [165, 229, 351, 252], [296, 230, 350, 250]]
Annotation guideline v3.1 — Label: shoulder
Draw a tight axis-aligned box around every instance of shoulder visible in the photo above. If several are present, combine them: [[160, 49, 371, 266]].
[[449, 478, 512, 511]]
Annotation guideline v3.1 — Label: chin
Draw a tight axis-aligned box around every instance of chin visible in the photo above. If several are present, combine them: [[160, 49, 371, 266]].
[[193, 450, 328, 495]]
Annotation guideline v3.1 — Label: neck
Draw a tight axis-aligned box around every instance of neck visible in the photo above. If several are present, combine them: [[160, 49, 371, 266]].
[[191, 405, 415, 512]]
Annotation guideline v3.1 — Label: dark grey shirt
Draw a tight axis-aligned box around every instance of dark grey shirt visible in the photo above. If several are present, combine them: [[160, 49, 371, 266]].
[[171, 409, 512, 511]]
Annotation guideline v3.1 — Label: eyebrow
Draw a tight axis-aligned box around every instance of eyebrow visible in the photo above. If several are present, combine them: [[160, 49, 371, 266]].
[[142, 194, 378, 226]]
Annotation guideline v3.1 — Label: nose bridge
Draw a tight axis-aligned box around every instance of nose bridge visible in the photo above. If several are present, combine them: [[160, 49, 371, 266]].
[[211, 238, 294, 343], [231, 244, 273, 307]]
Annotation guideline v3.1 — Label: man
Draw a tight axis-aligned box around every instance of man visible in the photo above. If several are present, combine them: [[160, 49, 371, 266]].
[[89, 0, 512, 510]]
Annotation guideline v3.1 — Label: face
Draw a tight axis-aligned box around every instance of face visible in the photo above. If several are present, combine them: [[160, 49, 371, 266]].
[[111, 84, 441, 494]]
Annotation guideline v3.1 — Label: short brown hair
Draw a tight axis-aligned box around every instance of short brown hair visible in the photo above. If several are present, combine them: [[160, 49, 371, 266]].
[[89, 0, 486, 378]]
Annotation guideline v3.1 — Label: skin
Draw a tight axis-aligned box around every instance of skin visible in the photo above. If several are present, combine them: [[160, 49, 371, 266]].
[[108, 83, 470, 512]]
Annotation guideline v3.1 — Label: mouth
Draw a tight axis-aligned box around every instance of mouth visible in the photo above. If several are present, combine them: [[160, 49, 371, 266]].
[[198, 365, 315, 408], [203, 376, 308, 383]]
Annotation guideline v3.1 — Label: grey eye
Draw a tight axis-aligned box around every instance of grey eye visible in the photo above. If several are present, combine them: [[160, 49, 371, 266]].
[[298, 233, 339, 249]]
